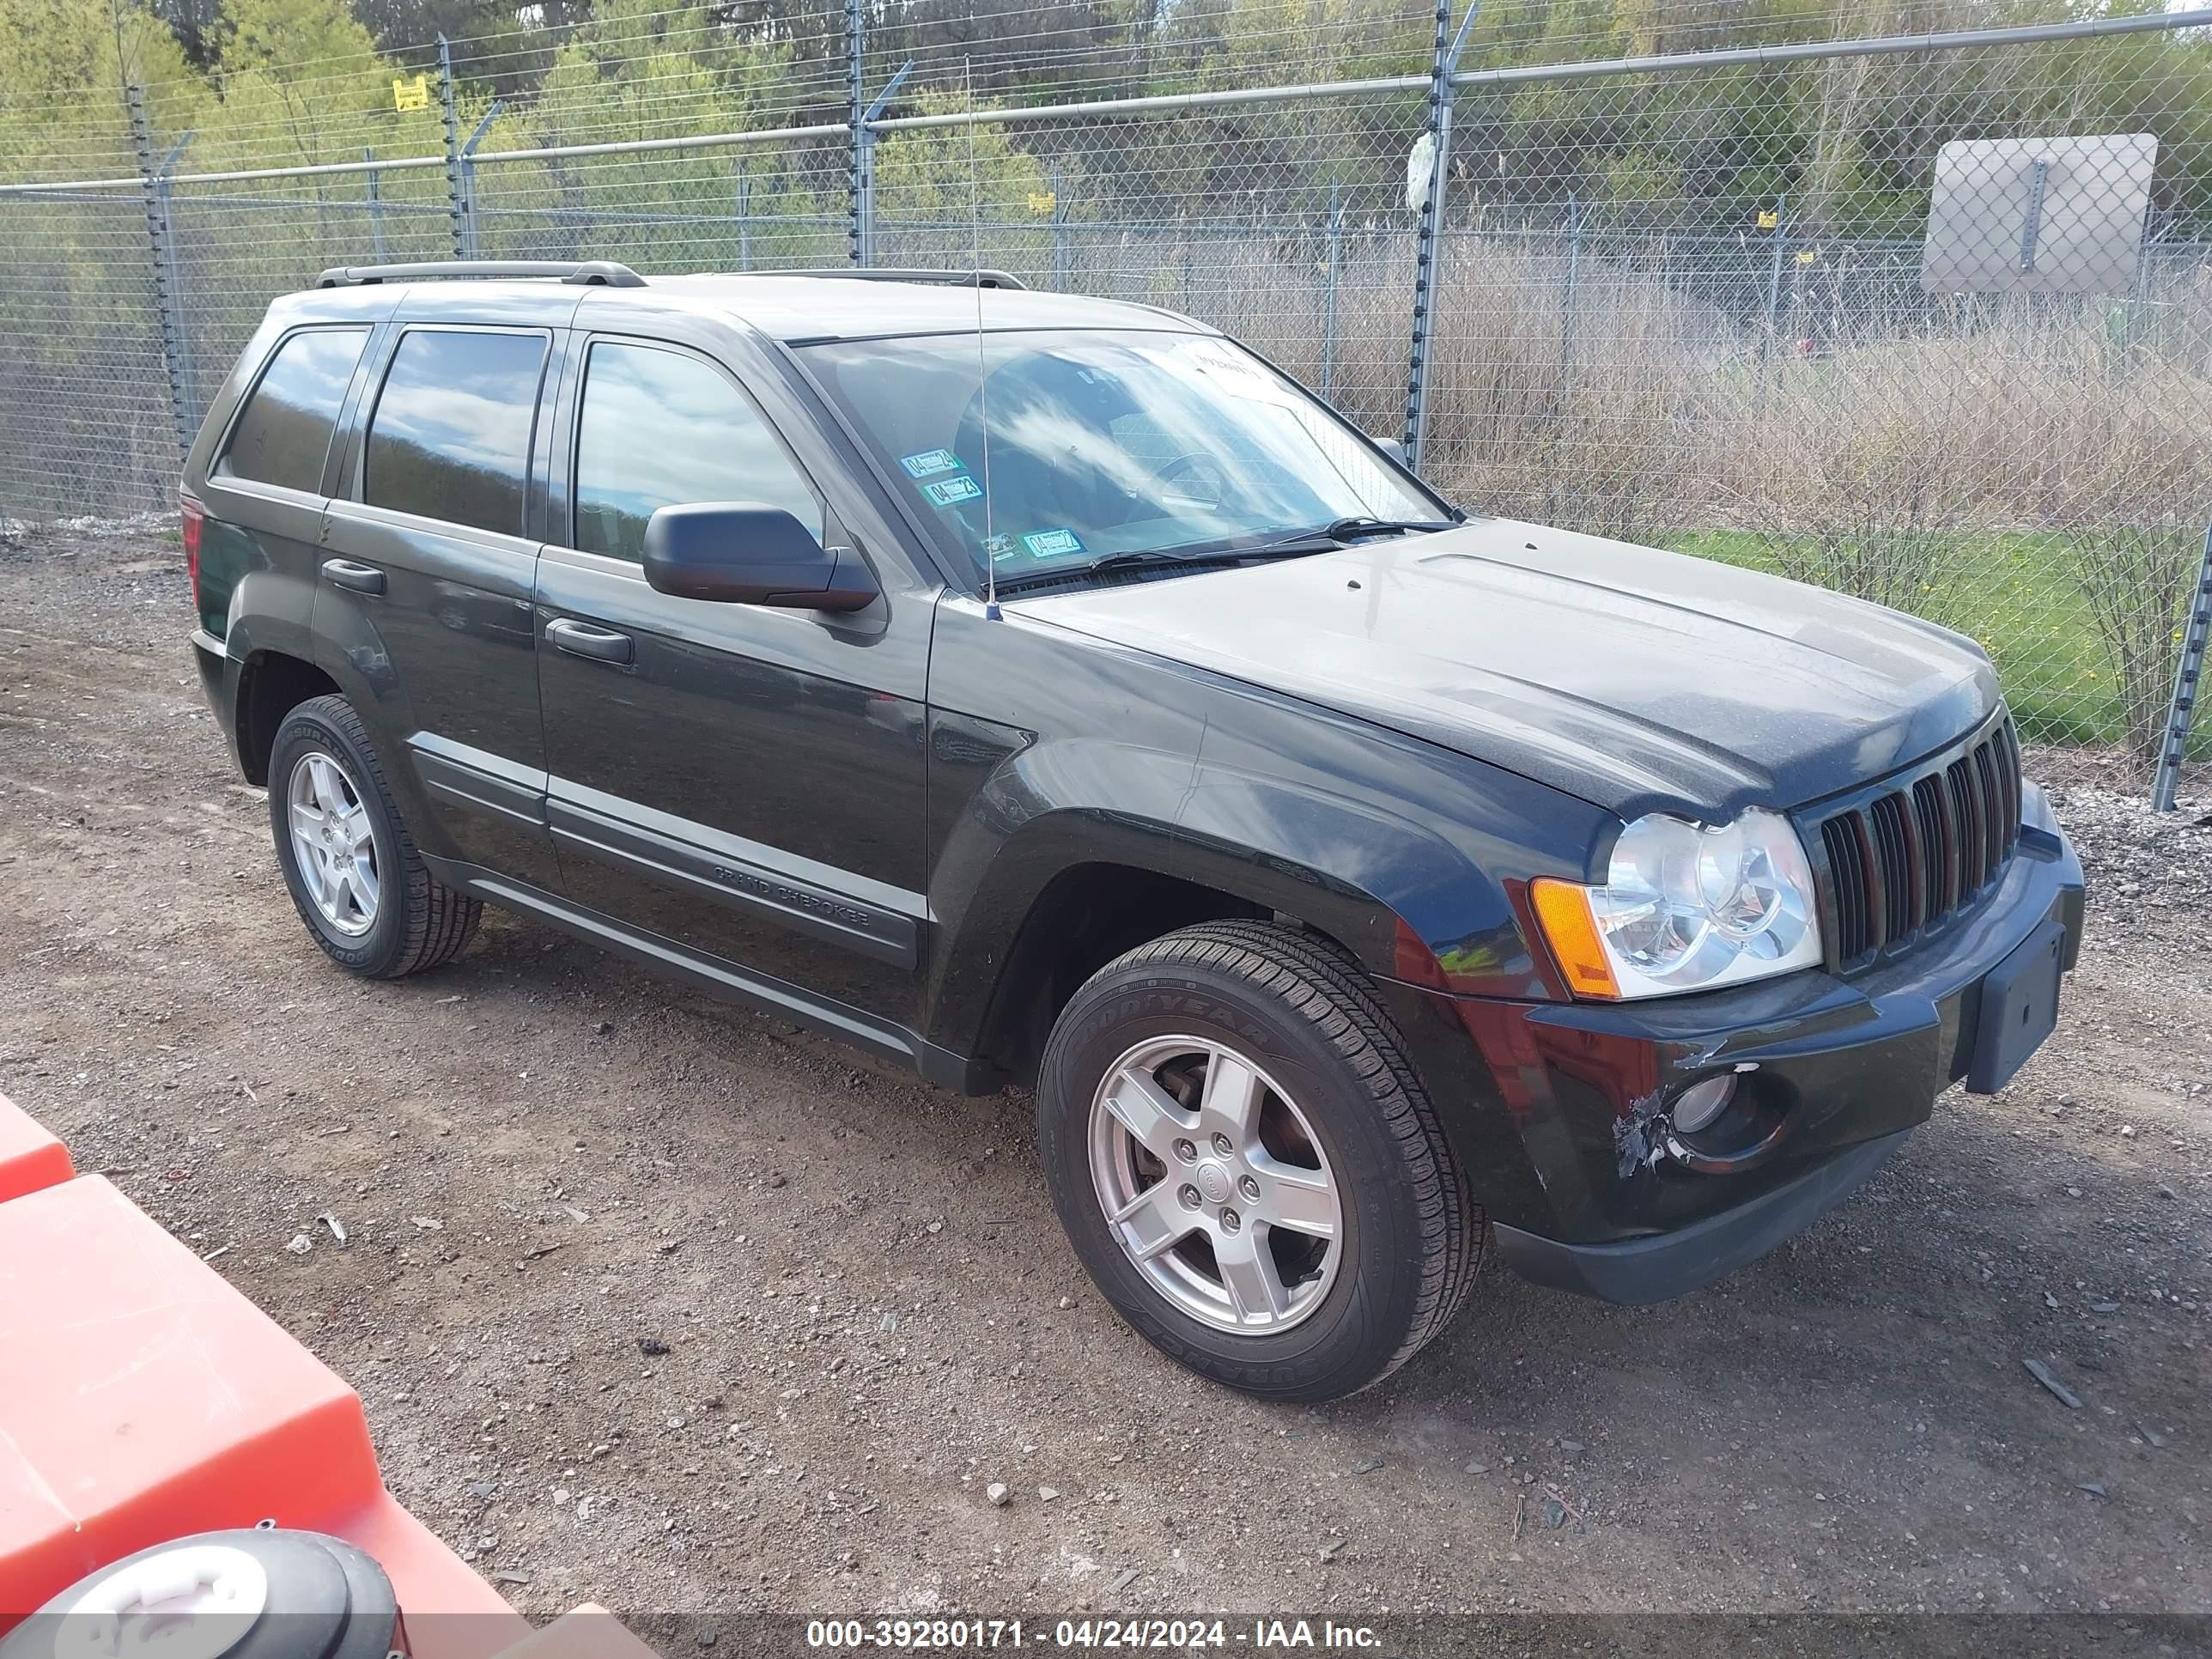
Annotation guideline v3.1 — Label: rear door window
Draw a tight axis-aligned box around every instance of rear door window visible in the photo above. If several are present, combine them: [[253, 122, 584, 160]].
[[216, 326, 370, 493], [363, 329, 549, 537], [570, 340, 822, 562]]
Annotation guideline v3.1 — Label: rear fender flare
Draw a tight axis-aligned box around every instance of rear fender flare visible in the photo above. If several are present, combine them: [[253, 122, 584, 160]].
[[299, 593, 453, 857]]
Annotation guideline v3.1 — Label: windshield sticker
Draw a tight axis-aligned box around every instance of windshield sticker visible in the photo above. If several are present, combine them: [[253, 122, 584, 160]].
[[921, 474, 983, 507], [982, 533, 1018, 563], [1020, 527, 1085, 559], [899, 448, 961, 479]]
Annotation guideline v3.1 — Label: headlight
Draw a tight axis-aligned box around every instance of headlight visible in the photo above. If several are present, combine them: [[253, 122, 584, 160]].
[[1531, 809, 1821, 1000]]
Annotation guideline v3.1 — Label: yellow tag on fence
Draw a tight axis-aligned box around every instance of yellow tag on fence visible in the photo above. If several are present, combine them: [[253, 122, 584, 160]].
[[393, 74, 430, 112], [1756, 209, 1778, 229], [1797, 249, 1817, 264], [1027, 190, 1056, 216]]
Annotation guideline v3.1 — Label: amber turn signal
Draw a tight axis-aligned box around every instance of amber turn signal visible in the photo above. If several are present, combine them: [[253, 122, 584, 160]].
[[1530, 878, 1620, 1000]]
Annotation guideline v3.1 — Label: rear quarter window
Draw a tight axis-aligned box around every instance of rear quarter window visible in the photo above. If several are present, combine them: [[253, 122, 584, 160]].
[[216, 326, 370, 494], [363, 329, 549, 537]]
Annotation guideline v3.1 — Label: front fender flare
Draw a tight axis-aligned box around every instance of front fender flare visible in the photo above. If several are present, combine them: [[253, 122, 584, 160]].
[[921, 734, 1561, 1060]]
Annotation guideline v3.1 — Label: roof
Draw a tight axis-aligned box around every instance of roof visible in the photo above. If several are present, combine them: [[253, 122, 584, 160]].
[[283, 267, 1212, 346], [641, 274, 1212, 343]]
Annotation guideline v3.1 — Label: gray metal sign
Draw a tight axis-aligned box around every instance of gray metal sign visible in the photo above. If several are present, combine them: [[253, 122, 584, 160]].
[[1921, 132, 2158, 295]]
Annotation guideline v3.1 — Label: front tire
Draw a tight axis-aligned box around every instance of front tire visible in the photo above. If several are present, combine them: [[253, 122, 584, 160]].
[[267, 695, 481, 979], [1037, 921, 1482, 1401]]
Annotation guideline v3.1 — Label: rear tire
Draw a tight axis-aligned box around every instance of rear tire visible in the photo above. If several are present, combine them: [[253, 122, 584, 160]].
[[267, 695, 481, 979], [1037, 921, 1481, 1401]]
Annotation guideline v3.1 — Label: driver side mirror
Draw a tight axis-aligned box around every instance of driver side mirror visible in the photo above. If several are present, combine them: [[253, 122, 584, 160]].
[[641, 502, 879, 612], [1372, 435, 1407, 465]]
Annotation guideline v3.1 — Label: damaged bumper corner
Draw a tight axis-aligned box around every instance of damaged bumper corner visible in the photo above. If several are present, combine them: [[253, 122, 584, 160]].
[[1401, 784, 2084, 1308], [1489, 1128, 1907, 1304]]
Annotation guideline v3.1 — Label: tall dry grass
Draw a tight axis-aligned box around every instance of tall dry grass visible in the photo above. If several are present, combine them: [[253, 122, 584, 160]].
[[1175, 223, 2210, 758], [2052, 361, 2212, 760]]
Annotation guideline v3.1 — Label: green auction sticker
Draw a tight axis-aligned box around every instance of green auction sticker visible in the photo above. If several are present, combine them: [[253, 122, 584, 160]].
[[921, 475, 983, 507], [899, 448, 960, 479], [1020, 527, 1084, 558]]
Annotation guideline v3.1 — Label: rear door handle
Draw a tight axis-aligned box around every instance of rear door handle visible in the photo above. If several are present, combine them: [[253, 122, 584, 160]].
[[545, 617, 634, 665], [321, 558, 386, 596]]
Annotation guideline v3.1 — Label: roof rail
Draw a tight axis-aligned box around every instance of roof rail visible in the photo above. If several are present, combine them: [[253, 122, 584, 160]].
[[313, 259, 646, 289], [777, 268, 1028, 290]]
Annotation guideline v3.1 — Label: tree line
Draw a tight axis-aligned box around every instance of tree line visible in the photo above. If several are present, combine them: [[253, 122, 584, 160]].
[[2, 0, 2207, 236]]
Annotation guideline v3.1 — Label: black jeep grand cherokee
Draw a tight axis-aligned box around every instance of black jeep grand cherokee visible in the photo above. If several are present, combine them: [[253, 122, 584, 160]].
[[183, 260, 2083, 1401]]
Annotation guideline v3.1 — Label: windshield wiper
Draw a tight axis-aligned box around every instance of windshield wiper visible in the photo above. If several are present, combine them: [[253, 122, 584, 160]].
[[1336, 513, 1464, 538], [993, 544, 1314, 595], [989, 514, 1465, 596], [1259, 514, 1462, 553]]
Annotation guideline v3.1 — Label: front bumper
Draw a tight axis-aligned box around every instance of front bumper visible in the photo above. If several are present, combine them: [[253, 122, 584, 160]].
[[1397, 783, 2083, 1305]]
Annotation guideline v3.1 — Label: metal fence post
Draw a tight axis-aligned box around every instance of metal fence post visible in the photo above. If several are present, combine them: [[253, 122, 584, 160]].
[[1399, 0, 1480, 475], [155, 133, 197, 431], [846, 0, 864, 264], [856, 127, 876, 265], [850, 60, 913, 269], [1557, 191, 1582, 401], [458, 101, 502, 259], [1758, 192, 1788, 386], [365, 148, 386, 263], [1050, 167, 1068, 289], [2151, 522, 2212, 811], [1322, 180, 1341, 400], [125, 84, 195, 462], [734, 162, 751, 270], [2120, 229, 2152, 368], [438, 36, 466, 260]]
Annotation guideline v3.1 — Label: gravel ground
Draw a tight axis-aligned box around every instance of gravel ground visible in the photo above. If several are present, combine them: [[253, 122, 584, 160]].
[[1, 524, 2208, 1620]]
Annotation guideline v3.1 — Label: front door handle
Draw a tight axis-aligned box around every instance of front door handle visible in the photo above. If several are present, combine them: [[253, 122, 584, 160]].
[[320, 558, 386, 596], [545, 617, 634, 665]]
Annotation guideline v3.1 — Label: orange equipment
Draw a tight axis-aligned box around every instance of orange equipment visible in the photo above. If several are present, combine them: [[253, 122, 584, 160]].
[[0, 1090, 653, 1659]]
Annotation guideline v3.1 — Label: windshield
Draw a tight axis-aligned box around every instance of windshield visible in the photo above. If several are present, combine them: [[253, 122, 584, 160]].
[[799, 329, 1444, 587]]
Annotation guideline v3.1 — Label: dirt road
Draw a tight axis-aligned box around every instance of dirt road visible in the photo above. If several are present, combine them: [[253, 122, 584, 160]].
[[3, 524, 2208, 1620]]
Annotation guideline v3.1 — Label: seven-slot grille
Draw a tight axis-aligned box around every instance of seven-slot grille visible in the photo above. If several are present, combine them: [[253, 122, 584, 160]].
[[1810, 717, 2023, 969]]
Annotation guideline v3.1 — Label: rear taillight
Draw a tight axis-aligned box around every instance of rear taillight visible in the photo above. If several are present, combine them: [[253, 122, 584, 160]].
[[179, 491, 204, 611]]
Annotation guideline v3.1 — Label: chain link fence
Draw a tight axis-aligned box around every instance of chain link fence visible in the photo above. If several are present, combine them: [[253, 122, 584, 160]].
[[1, 4, 2206, 799]]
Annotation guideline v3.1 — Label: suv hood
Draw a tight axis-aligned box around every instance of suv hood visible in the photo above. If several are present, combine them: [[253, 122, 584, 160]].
[[1016, 518, 1999, 822]]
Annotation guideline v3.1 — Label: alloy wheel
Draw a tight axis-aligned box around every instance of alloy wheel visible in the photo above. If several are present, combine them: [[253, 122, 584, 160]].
[[1088, 1035, 1343, 1334], [286, 749, 380, 937]]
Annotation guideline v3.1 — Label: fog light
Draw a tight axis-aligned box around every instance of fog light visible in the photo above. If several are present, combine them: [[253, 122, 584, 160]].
[[1670, 1074, 1736, 1134]]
